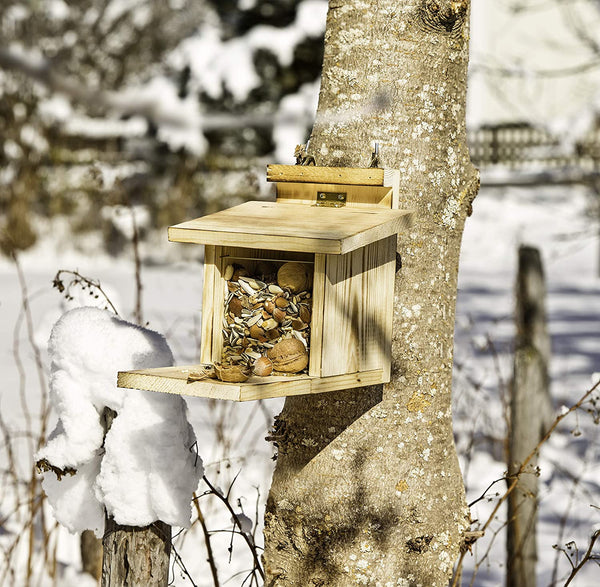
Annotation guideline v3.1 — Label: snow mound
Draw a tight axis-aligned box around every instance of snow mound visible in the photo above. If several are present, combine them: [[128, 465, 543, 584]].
[[37, 307, 202, 536]]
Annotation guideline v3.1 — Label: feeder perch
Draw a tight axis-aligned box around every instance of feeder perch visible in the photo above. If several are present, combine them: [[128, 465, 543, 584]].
[[118, 165, 413, 401]]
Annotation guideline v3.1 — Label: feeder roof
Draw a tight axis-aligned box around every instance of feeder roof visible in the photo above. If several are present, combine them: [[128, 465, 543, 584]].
[[168, 201, 413, 255]]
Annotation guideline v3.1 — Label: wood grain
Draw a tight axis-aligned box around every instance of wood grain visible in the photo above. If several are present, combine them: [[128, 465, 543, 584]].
[[275, 182, 393, 208], [200, 245, 216, 364], [210, 246, 226, 363], [117, 366, 387, 401], [308, 253, 326, 377], [168, 201, 412, 255], [320, 235, 396, 377], [267, 165, 385, 185]]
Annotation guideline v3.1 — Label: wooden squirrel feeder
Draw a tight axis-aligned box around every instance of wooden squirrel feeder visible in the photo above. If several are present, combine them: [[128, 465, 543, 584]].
[[118, 165, 413, 401]]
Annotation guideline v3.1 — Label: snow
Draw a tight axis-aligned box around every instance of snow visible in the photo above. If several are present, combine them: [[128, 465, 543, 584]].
[[37, 307, 202, 535], [273, 80, 320, 162], [0, 181, 596, 585], [101, 204, 151, 240], [173, 1, 328, 103], [109, 76, 207, 156]]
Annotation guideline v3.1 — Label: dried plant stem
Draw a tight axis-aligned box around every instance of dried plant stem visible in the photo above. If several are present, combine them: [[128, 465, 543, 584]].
[[563, 529, 600, 586], [192, 494, 220, 587], [480, 380, 600, 538], [130, 205, 143, 326], [202, 475, 264, 581], [13, 253, 49, 414], [11, 253, 53, 586], [452, 380, 600, 587], [0, 413, 20, 512], [550, 469, 583, 585], [53, 269, 119, 315]]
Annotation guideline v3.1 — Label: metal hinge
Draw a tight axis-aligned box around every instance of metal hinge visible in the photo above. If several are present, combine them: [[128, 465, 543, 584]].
[[315, 191, 347, 207]]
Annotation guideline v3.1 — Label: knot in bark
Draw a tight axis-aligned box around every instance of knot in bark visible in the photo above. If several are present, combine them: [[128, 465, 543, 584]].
[[419, 0, 467, 35]]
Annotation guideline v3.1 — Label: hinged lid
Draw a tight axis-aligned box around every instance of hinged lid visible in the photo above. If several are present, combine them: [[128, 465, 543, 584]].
[[168, 201, 411, 255]]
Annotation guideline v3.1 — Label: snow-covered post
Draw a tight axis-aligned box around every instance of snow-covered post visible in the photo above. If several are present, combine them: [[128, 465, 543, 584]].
[[100, 407, 171, 586], [36, 308, 202, 586]]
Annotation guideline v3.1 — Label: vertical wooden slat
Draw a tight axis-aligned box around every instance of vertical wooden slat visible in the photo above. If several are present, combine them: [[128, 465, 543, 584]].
[[210, 246, 226, 363], [309, 254, 326, 376], [200, 245, 216, 364]]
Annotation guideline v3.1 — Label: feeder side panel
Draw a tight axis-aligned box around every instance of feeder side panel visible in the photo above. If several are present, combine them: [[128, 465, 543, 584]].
[[321, 236, 396, 378]]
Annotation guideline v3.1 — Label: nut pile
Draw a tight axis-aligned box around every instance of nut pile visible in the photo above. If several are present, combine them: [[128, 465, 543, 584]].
[[218, 261, 312, 381]]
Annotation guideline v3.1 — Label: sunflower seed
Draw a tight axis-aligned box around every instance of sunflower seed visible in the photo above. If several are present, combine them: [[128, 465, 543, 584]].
[[247, 314, 261, 326], [239, 280, 255, 296]]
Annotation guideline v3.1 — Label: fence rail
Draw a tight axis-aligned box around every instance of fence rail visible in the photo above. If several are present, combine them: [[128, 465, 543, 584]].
[[468, 123, 600, 172]]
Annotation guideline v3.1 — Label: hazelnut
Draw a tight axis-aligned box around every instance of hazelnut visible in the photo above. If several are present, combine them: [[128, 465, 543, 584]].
[[249, 324, 268, 342], [275, 296, 289, 309], [232, 265, 249, 281], [267, 328, 281, 340], [254, 356, 273, 377], [299, 304, 311, 324], [291, 318, 307, 330]]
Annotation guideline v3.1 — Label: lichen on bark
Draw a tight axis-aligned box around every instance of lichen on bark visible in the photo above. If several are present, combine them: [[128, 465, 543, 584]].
[[263, 2, 479, 585]]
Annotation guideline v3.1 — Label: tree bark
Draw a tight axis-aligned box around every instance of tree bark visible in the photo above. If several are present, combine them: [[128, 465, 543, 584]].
[[506, 246, 553, 587], [263, 1, 479, 585], [102, 519, 171, 587]]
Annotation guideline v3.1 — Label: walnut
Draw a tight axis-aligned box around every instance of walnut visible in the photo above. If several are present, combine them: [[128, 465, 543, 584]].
[[267, 338, 308, 373]]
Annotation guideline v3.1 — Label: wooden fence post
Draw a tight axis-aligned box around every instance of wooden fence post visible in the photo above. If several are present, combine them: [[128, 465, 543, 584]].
[[507, 246, 553, 587], [100, 408, 172, 586]]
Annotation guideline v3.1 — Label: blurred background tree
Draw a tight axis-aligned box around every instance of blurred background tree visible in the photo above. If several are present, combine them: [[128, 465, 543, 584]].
[[0, 0, 326, 258]]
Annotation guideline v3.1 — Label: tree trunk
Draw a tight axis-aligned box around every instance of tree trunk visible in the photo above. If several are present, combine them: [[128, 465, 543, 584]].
[[263, 1, 479, 585], [507, 246, 553, 587]]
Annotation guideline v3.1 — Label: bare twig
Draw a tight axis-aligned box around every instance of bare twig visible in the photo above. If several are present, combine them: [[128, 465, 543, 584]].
[[201, 475, 264, 582], [129, 205, 144, 326], [563, 530, 600, 586], [480, 380, 600, 538], [192, 493, 221, 587], [52, 269, 119, 315]]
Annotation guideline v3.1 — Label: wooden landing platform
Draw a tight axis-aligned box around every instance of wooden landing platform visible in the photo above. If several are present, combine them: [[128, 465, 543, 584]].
[[118, 366, 386, 402]]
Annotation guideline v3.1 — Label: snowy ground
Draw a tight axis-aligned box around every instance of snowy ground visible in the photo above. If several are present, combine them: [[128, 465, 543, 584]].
[[1, 182, 599, 585]]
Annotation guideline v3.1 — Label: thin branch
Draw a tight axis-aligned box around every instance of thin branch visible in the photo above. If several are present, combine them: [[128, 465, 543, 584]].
[[192, 493, 220, 587], [53, 269, 119, 315], [201, 475, 264, 581], [480, 380, 600, 537], [471, 59, 600, 78], [563, 530, 600, 586]]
